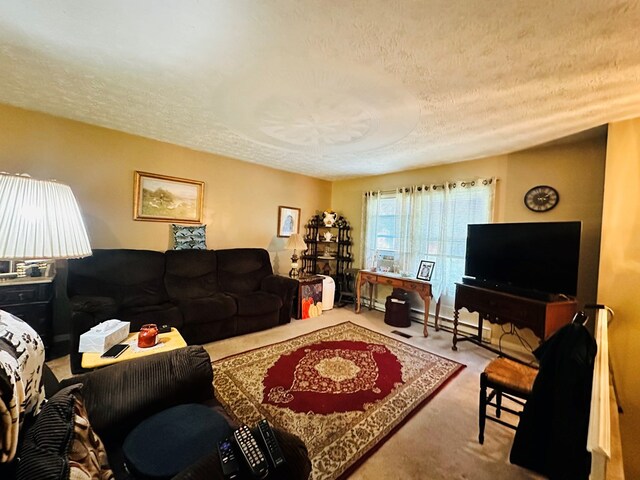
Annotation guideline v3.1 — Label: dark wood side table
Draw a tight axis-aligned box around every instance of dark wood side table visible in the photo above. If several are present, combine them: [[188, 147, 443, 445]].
[[452, 283, 577, 351], [0, 276, 55, 357]]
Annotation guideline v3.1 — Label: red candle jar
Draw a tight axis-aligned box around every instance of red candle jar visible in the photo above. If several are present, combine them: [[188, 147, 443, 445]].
[[138, 324, 158, 348]]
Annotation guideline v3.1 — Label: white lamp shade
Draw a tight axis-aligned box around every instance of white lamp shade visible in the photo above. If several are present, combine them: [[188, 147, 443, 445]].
[[0, 173, 92, 259], [285, 233, 307, 251]]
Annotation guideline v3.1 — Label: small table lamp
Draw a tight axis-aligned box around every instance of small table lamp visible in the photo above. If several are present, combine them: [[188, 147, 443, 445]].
[[0, 173, 92, 262], [285, 233, 307, 279]]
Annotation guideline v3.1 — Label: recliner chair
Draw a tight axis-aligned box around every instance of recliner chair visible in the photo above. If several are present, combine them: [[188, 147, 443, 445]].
[[1, 340, 311, 479]]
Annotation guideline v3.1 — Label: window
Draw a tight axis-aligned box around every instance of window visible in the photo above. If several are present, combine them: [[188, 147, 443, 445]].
[[361, 179, 495, 300]]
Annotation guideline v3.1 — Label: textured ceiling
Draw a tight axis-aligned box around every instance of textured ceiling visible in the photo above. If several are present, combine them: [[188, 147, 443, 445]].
[[1, 1, 639, 180]]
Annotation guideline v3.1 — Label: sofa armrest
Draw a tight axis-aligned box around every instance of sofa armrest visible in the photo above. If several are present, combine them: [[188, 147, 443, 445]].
[[68, 295, 120, 374], [59, 346, 214, 438], [172, 428, 311, 480], [261, 274, 297, 325]]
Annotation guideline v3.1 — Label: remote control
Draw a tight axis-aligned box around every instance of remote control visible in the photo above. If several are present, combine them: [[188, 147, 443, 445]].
[[217, 438, 240, 479], [257, 418, 286, 468], [233, 425, 269, 479]]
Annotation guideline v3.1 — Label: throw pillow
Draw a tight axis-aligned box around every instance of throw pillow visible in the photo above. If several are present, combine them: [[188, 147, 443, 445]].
[[172, 224, 207, 250], [16, 384, 114, 480], [0, 309, 46, 462]]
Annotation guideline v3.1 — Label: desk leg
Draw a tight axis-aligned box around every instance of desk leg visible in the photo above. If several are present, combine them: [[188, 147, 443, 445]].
[[422, 295, 430, 337], [452, 308, 460, 351], [434, 296, 441, 331], [368, 282, 374, 311], [355, 275, 363, 314]]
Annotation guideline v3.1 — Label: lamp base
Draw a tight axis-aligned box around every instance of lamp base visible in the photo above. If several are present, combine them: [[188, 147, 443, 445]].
[[289, 252, 300, 279]]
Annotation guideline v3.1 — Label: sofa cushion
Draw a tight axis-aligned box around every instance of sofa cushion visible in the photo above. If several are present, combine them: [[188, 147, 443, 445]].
[[119, 303, 184, 332], [68, 249, 169, 308], [122, 403, 232, 480], [16, 384, 114, 480], [69, 296, 118, 316], [231, 292, 282, 317], [164, 249, 220, 299], [216, 248, 273, 294], [180, 295, 237, 325]]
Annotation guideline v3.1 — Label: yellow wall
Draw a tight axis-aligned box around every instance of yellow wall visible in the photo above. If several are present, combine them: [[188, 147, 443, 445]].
[[599, 119, 640, 479], [0, 103, 331, 275], [332, 136, 606, 306]]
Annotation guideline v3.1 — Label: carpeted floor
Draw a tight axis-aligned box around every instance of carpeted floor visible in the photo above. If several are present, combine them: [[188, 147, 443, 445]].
[[213, 322, 464, 480], [48, 307, 544, 479]]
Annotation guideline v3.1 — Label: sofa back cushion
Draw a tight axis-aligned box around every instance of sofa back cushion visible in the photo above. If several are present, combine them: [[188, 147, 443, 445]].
[[216, 248, 273, 294], [164, 250, 219, 300], [68, 249, 168, 308]]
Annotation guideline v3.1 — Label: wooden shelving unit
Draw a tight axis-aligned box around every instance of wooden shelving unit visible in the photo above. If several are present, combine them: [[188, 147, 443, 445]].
[[301, 214, 353, 298]]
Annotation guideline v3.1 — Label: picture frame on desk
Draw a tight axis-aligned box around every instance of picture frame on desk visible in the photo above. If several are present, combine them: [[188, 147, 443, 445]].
[[417, 260, 435, 281]]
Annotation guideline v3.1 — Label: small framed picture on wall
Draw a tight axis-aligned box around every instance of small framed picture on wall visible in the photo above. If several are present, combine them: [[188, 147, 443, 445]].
[[278, 206, 300, 237], [416, 260, 435, 281]]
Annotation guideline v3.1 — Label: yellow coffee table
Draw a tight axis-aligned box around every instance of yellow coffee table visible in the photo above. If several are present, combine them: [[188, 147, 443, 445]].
[[81, 327, 187, 369]]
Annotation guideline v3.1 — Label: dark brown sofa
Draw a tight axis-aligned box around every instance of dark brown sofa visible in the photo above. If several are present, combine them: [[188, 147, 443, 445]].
[[67, 248, 297, 373]]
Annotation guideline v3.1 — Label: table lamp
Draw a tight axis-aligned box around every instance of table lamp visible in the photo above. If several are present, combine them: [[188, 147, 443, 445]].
[[0, 173, 92, 267], [285, 233, 307, 279]]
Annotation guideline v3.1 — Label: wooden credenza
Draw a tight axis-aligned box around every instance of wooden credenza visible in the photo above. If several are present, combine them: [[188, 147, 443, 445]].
[[452, 283, 577, 351]]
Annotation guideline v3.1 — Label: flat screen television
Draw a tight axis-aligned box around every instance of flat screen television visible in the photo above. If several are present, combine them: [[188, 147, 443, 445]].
[[464, 221, 581, 298]]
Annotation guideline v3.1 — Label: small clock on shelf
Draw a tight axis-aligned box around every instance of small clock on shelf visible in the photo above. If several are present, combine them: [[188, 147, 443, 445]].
[[524, 185, 559, 212]]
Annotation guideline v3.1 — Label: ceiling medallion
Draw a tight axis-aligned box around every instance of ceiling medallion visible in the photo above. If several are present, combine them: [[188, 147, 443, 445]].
[[216, 60, 420, 155]]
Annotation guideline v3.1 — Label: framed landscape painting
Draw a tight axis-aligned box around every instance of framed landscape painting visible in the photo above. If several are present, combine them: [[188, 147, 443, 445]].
[[134, 171, 204, 223]]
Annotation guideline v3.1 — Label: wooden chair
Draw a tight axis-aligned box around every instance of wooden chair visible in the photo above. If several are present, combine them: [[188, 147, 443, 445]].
[[478, 356, 538, 444], [337, 268, 359, 308]]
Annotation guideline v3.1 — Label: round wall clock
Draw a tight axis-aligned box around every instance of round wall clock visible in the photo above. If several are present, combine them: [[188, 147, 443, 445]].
[[524, 185, 559, 212]]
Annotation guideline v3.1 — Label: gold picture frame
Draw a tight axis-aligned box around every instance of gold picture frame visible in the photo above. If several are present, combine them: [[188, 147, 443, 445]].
[[133, 171, 204, 223]]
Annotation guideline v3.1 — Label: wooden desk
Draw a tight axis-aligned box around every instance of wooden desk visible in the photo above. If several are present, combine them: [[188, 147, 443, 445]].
[[355, 270, 440, 337], [81, 328, 187, 369], [452, 283, 577, 351]]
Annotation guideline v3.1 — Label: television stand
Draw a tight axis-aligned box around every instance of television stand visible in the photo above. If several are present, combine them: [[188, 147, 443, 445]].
[[461, 277, 559, 302], [452, 283, 577, 351]]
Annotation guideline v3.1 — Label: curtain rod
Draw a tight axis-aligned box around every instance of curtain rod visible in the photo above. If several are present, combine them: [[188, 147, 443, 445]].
[[364, 178, 497, 196]]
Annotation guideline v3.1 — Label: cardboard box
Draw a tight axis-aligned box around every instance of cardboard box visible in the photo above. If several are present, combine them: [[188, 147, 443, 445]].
[[78, 320, 130, 353]]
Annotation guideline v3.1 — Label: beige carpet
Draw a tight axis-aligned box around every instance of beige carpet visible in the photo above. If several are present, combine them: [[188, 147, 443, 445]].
[[48, 308, 543, 479]]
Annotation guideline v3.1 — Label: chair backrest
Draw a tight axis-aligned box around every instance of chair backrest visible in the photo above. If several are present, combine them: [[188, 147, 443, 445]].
[[342, 269, 359, 292]]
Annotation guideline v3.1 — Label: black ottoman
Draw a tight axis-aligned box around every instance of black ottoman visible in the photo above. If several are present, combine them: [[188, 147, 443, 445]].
[[123, 403, 233, 480]]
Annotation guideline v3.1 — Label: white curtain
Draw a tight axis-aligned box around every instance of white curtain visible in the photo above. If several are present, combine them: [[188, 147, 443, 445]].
[[361, 178, 495, 301], [360, 190, 381, 269]]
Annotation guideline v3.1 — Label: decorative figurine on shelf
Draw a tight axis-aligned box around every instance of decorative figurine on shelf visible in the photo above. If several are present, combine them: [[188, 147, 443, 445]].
[[322, 210, 337, 227], [322, 262, 331, 275], [323, 231, 333, 242]]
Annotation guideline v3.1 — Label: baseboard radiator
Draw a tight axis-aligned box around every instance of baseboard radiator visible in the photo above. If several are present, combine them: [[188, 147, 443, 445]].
[[588, 306, 624, 480]]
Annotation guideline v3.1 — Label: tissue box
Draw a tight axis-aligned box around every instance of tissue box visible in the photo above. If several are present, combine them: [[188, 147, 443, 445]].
[[78, 320, 130, 353]]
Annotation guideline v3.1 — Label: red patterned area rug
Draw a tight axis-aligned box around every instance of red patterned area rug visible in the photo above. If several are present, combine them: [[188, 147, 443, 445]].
[[213, 322, 464, 480]]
